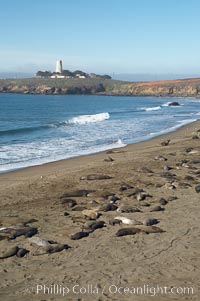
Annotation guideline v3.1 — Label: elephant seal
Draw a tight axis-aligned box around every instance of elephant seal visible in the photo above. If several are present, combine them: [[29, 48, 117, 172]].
[[82, 209, 100, 220], [61, 190, 95, 198], [150, 206, 165, 212], [71, 231, 89, 240], [46, 244, 70, 254], [89, 221, 105, 231], [117, 205, 142, 213], [0, 246, 19, 259], [133, 225, 165, 233], [60, 198, 77, 208], [116, 228, 142, 237], [100, 203, 118, 212], [80, 174, 112, 180]]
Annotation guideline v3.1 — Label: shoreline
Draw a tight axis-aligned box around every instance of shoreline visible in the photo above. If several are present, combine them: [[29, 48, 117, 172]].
[[0, 118, 199, 181]]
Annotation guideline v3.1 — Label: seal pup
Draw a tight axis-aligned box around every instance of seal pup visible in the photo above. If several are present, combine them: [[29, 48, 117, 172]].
[[143, 218, 159, 226], [114, 217, 142, 225]]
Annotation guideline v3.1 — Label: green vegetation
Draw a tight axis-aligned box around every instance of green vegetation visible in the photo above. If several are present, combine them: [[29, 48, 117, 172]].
[[36, 69, 112, 80]]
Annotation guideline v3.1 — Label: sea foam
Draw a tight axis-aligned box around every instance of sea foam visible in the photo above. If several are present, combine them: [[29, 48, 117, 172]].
[[68, 112, 110, 125]]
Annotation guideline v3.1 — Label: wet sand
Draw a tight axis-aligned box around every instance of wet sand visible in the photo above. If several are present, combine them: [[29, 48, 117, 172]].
[[0, 121, 200, 301]]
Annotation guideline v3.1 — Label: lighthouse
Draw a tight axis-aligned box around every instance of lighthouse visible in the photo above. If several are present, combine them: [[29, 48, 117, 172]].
[[56, 60, 63, 73]]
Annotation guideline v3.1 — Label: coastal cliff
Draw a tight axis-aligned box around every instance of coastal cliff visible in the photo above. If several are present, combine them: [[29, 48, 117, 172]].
[[1, 77, 200, 97]]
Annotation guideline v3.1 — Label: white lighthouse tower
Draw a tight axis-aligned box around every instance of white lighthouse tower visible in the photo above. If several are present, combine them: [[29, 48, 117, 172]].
[[56, 60, 63, 73]]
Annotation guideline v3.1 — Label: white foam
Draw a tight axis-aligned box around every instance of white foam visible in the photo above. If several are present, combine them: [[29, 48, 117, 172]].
[[68, 112, 110, 125], [144, 106, 161, 111], [150, 118, 197, 136]]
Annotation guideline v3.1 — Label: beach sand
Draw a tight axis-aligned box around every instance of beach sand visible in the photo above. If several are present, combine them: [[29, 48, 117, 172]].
[[0, 121, 200, 301]]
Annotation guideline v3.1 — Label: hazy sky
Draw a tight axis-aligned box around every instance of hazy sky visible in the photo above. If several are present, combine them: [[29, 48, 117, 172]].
[[0, 0, 200, 74]]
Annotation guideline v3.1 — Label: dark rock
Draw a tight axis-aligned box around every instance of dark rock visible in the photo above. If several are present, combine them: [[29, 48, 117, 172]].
[[168, 102, 180, 106], [192, 135, 199, 140]]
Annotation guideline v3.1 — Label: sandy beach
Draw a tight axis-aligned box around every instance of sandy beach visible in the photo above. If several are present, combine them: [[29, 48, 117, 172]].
[[0, 120, 200, 301]]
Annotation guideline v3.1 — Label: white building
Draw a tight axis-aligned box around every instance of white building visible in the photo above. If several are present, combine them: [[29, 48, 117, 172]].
[[55, 60, 63, 73]]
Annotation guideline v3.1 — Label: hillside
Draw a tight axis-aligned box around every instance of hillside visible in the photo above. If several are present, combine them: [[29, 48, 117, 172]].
[[1, 77, 200, 97]]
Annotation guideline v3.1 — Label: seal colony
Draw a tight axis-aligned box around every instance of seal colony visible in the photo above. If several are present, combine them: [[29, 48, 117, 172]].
[[0, 120, 200, 300]]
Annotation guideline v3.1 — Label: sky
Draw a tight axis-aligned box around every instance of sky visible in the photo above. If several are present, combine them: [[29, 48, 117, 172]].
[[0, 0, 200, 77]]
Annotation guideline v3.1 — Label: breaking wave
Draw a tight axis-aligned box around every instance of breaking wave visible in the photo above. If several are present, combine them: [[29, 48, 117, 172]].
[[144, 106, 161, 111], [68, 112, 110, 124]]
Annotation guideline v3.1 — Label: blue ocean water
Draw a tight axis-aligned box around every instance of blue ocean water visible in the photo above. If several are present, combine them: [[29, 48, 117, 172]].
[[0, 93, 199, 173]]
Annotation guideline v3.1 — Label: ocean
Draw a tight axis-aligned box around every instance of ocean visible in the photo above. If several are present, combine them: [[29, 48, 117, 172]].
[[0, 93, 199, 173]]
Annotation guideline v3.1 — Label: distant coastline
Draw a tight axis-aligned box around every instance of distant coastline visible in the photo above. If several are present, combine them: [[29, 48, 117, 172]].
[[1, 77, 200, 97]]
